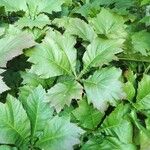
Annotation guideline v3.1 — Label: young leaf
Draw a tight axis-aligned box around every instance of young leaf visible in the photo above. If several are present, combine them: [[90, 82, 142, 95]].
[[84, 67, 125, 112], [36, 116, 84, 150], [0, 31, 35, 67], [47, 80, 83, 112], [24, 86, 53, 138], [0, 95, 30, 147], [28, 29, 77, 78], [72, 99, 103, 129]]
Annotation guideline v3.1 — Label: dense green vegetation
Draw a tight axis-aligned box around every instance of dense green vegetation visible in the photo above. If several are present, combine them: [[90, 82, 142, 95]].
[[0, 0, 150, 149]]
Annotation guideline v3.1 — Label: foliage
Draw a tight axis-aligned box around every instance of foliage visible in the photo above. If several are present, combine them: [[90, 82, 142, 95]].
[[0, 0, 150, 149]]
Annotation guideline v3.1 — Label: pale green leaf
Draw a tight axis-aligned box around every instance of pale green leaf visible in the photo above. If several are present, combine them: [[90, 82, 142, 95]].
[[82, 38, 123, 74], [90, 8, 127, 39], [37, 0, 64, 14], [0, 0, 27, 12], [0, 69, 9, 94], [25, 86, 53, 138], [0, 27, 5, 36], [28, 29, 77, 78], [0, 145, 17, 150], [140, 132, 150, 150], [19, 85, 35, 106], [16, 14, 50, 29], [72, 99, 103, 129], [140, 117, 150, 150], [131, 30, 150, 56], [84, 67, 125, 112], [0, 31, 35, 67], [36, 116, 84, 150], [54, 17, 97, 42], [21, 71, 55, 87], [82, 136, 136, 150], [47, 80, 83, 112], [0, 95, 30, 147]]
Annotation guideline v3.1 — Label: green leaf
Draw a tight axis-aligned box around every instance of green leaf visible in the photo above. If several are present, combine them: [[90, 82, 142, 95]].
[[24, 86, 53, 138], [81, 38, 123, 77], [141, 0, 150, 5], [15, 14, 50, 29], [54, 17, 97, 42], [72, 99, 103, 129], [36, 0, 64, 14], [140, 16, 150, 26], [136, 75, 150, 110], [82, 104, 136, 149], [21, 71, 55, 88], [131, 30, 150, 56], [0, 30, 35, 67], [0, 95, 30, 147], [19, 85, 35, 106], [36, 116, 84, 150], [82, 136, 136, 150], [28, 29, 77, 78], [100, 104, 133, 143], [140, 132, 150, 150], [0, 145, 17, 150], [72, 1, 101, 18], [0, 27, 5, 36], [139, 117, 150, 149], [47, 80, 83, 112], [0, 69, 9, 94], [90, 8, 127, 39], [0, 0, 27, 12], [84, 67, 125, 112], [124, 82, 135, 101]]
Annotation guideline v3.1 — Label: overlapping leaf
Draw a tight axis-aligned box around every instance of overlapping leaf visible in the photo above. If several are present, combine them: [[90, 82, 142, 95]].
[[28, 29, 77, 78], [53, 17, 97, 42], [36, 116, 84, 150], [81, 38, 123, 76], [90, 8, 127, 40], [0, 28, 35, 67], [135, 75, 150, 110], [24, 86, 53, 137], [131, 30, 150, 56], [84, 67, 125, 112], [47, 80, 83, 112], [73, 99, 103, 129], [0, 95, 30, 147]]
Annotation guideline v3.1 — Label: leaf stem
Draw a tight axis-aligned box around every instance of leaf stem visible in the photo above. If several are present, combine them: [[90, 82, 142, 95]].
[[118, 57, 150, 63]]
